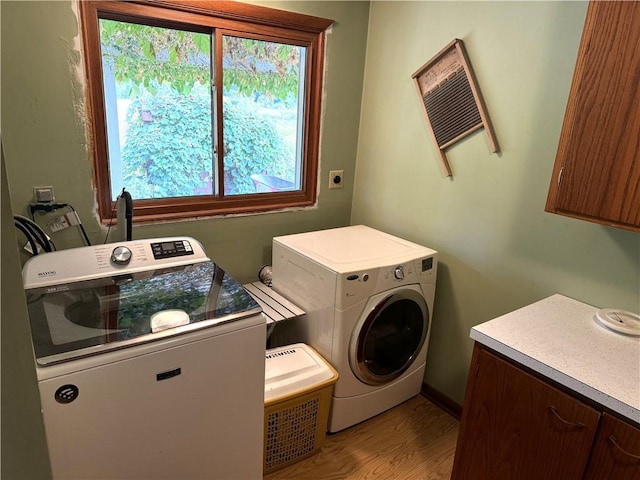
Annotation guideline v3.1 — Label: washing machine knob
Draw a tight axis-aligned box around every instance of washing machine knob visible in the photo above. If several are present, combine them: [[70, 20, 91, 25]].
[[393, 265, 404, 280], [111, 246, 132, 265]]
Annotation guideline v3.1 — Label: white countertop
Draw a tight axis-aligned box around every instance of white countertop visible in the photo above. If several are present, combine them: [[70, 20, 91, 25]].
[[471, 294, 640, 424]]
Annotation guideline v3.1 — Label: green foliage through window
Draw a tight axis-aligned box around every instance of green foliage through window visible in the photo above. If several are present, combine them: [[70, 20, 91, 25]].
[[121, 84, 213, 198], [120, 84, 292, 198], [101, 19, 301, 200], [100, 20, 210, 96], [100, 20, 301, 100]]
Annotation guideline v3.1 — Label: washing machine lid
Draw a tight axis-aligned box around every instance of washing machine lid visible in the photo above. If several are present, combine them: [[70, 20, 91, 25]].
[[23, 238, 261, 366], [273, 225, 437, 273]]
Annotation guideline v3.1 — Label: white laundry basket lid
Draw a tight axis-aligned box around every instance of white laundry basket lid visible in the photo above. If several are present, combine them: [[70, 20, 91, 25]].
[[265, 343, 337, 402]]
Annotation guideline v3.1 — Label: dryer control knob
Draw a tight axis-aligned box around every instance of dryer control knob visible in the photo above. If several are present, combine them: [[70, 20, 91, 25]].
[[111, 246, 132, 265], [393, 265, 404, 280]]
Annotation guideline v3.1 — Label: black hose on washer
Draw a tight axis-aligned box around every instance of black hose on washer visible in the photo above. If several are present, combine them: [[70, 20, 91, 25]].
[[14, 214, 54, 254], [14, 220, 38, 255]]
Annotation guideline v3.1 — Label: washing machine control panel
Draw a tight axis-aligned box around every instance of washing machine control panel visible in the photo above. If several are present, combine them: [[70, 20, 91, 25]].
[[23, 237, 209, 289], [111, 246, 132, 265], [150, 240, 194, 259]]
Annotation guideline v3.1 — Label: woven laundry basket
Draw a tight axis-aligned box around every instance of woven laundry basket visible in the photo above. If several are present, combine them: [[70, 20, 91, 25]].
[[264, 343, 338, 474]]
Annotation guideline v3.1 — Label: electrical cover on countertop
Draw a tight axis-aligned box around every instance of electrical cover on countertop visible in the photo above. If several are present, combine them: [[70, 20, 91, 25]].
[[265, 343, 337, 403]]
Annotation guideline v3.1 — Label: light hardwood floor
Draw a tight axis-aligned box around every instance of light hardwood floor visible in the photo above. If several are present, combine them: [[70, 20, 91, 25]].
[[264, 395, 459, 480]]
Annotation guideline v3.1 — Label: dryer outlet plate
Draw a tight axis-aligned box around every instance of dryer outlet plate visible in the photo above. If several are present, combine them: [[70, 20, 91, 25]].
[[329, 170, 344, 189]]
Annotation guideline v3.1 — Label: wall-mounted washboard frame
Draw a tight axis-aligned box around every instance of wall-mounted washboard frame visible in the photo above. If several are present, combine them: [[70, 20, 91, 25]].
[[412, 39, 499, 177]]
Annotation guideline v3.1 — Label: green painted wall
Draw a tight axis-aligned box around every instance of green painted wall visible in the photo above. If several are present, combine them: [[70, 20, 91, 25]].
[[3, 0, 639, 462], [1, 149, 52, 479], [352, 1, 640, 404], [1, 0, 369, 283], [0, 2, 367, 476]]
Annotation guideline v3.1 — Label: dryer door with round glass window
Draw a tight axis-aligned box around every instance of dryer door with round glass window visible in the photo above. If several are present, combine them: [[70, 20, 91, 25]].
[[350, 288, 429, 386]]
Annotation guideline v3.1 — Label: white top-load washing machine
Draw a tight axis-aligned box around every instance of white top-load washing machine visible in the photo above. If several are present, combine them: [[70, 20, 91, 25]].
[[22, 237, 265, 479], [271, 225, 437, 432]]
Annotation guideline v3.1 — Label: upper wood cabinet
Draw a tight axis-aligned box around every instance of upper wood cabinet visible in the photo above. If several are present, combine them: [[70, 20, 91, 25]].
[[545, 1, 640, 232]]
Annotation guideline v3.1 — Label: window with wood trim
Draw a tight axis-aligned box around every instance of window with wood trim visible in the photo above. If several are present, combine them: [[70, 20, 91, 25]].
[[79, 1, 332, 222]]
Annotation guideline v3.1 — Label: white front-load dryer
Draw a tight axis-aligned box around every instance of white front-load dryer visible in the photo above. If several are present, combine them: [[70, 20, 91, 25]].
[[272, 225, 437, 432]]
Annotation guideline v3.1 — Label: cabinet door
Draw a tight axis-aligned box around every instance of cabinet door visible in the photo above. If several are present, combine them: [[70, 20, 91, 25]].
[[545, 1, 640, 232], [584, 413, 640, 480], [451, 345, 600, 480]]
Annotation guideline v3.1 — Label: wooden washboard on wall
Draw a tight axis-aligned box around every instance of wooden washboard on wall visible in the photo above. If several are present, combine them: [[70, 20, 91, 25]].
[[412, 39, 499, 177]]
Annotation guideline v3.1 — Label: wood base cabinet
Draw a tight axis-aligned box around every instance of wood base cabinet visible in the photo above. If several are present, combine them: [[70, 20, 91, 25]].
[[584, 414, 640, 480], [452, 343, 640, 480]]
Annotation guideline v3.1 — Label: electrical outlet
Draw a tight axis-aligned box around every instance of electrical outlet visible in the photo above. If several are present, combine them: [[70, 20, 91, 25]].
[[34, 186, 55, 203], [329, 170, 344, 189]]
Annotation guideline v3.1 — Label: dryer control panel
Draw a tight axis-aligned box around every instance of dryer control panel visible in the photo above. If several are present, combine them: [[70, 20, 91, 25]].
[[336, 254, 437, 310]]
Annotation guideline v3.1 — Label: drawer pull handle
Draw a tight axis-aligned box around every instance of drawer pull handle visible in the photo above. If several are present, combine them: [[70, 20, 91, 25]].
[[549, 405, 586, 428], [609, 436, 640, 460]]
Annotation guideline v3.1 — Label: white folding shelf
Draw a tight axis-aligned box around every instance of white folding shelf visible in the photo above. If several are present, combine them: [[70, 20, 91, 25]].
[[243, 282, 305, 339]]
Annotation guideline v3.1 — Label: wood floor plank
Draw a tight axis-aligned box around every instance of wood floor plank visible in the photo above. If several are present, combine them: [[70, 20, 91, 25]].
[[264, 395, 459, 479]]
